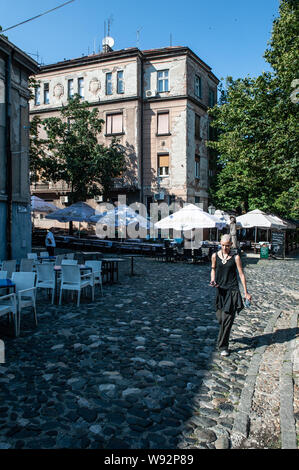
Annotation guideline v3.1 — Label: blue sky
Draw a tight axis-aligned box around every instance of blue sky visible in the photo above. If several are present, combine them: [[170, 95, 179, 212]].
[[2, 0, 280, 82]]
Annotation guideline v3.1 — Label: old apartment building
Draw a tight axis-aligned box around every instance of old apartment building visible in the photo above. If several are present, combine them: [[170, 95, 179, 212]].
[[30, 44, 218, 217], [0, 35, 39, 260]]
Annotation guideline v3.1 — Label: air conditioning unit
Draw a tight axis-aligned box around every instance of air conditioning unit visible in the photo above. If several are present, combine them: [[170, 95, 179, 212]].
[[145, 90, 157, 98], [94, 195, 103, 203], [60, 196, 68, 204], [154, 192, 165, 201]]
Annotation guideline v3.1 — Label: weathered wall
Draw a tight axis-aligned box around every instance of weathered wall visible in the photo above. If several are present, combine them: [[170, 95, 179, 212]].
[[0, 37, 38, 260], [30, 58, 138, 111], [30, 48, 218, 228]]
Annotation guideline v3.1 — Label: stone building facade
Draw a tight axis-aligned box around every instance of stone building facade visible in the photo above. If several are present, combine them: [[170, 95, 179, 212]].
[[0, 36, 39, 260], [30, 45, 218, 223]]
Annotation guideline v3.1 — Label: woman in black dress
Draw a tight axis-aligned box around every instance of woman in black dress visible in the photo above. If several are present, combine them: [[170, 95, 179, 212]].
[[210, 234, 252, 356]]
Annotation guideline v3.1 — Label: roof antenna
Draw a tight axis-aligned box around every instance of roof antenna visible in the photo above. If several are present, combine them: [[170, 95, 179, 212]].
[[136, 27, 142, 48]]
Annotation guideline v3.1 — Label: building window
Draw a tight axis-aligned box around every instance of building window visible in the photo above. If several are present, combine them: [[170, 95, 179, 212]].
[[67, 79, 74, 99], [158, 154, 169, 177], [44, 83, 49, 104], [195, 114, 201, 139], [78, 77, 84, 99], [106, 73, 112, 95], [157, 112, 169, 135], [157, 70, 169, 92], [117, 71, 124, 94], [209, 89, 216, 107], [195, 75, 202, 99], [34, 86, 40, 105], [106, 113, 123, 135], [195, 156, 200, 179]]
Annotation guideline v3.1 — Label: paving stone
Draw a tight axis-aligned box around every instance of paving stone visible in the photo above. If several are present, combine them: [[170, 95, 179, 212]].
[[0, 255, 297, 449]]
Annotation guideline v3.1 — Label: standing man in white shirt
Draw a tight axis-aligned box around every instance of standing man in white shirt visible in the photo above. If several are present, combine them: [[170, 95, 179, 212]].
[[45, 228, 56, 257]]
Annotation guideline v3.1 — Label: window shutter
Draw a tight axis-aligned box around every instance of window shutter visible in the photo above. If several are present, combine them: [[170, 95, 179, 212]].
[[112, 114, 123, 134], [157, 113, 169, 134], [159, 155, 169, 167], [106, 115, 112, 134]]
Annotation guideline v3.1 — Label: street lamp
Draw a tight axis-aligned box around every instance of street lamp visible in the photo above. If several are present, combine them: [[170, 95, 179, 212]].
[[208, 204, 216, 215]]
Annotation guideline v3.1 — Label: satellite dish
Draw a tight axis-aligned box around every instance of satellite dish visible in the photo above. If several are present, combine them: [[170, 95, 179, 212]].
[[102, 36, 114, 48]]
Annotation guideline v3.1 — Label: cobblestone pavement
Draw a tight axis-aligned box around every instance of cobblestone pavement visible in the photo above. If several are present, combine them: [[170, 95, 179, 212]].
[[0, 253, 298, 449]]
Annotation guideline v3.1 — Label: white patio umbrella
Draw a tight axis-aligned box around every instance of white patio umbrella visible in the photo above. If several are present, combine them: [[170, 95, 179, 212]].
[[236, 209, 286, 243], [154, 204, 226, 231], [45, 201, 97, 222], [45, 201, 97, 237], [269, 215, 295, 229], [31, 196, 57, 213], [236, 209, 285, 229], [90, 204, 153, 229], [214, 210, 242, 227], [90, 204, 153, 241]]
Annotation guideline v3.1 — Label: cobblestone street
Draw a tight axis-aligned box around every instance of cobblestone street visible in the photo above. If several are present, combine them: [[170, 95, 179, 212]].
[[0, 253, 298, 449]]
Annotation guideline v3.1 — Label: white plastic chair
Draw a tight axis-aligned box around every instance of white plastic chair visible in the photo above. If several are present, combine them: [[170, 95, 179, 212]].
[[39, 251, 49, 259], [59, 265, 94, 307], [27, 253, 38, 260], [54, 254, 65, 266], [0, 271, 8, 295], [85, 260, 103, 296], [0, 293, 18, 337], [1, 260, 17, 278], [19, 259, 34, 272], [61, 259, 78, 265], [36, 264, 55, 304], [11, 272, 37, 336], [65, 253, 75, 259]]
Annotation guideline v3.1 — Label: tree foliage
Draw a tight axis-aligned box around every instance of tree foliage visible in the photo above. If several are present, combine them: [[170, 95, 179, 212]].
[[208, 0, 299, 218], [30, 94, 126, 203]]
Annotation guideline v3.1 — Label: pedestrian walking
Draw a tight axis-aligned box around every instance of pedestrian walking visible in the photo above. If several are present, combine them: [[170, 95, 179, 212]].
[[210, 234, 252, 356], [45, 227, 56, 257], [229, 216, 238, 249]]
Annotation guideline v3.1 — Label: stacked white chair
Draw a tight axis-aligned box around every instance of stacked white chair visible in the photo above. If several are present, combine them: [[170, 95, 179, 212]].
[[11, 272, 37, 336], [59, 265, 94, 307], [0, 271, 8, 296], [61, 260, 78, 265], [27, 253, 38, 270], [1, 260, 17, 278], [0, 292, 17, 336], [19, 259, 34, 272], [36, 264, 56, 304], [85, 260, 103, 296], [27, 253, 38, 260], [54, 254, 65, 266]]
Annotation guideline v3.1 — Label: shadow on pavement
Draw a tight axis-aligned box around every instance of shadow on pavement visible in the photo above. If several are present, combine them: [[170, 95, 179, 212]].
[[231, 327, 299, 353]]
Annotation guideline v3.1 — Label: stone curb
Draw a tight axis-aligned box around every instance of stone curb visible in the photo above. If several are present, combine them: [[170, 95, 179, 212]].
[[280, 309, 298, 449], [231, 309, 282, 446]]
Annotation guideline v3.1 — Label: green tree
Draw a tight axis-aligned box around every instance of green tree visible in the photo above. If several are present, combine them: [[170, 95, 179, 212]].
[[208, 0, 299, 219], [33, 94, 126, 203]]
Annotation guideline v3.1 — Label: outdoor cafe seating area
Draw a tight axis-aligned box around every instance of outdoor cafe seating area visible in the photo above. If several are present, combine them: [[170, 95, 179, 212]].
[[0, 250, 128, 337]]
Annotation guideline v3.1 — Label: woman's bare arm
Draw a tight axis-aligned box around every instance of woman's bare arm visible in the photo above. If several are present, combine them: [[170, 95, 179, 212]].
[[235, 255, 252, 301]]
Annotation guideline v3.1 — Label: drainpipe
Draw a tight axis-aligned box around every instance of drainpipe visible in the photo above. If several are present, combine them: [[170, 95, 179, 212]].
[[5, 52, 12, 260], [139, 54, 144, 204]]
